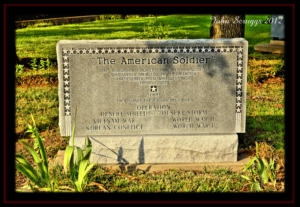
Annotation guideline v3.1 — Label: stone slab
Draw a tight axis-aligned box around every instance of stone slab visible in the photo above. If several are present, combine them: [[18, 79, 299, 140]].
[[254, 43, 284, 54], [271, 15, 285, 40], [57, 39, 248, 137], [270, 40, 285, 46], [102, 153, 250, 173], [70, 134, 238, 163]]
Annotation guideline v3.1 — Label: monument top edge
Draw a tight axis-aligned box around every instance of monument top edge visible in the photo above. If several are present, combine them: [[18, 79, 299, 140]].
[[57, 38, 248, 46]]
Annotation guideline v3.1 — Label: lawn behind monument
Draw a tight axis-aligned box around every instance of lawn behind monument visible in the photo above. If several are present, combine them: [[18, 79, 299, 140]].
[[15, 14, 285, 192]]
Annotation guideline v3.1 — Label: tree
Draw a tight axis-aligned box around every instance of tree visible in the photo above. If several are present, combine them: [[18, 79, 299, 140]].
[[210, 15, 245, 39]]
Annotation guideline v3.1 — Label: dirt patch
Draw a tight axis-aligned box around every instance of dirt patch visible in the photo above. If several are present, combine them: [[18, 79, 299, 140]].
[[16, 75, 58, 87], [262, 77, 284, 84]]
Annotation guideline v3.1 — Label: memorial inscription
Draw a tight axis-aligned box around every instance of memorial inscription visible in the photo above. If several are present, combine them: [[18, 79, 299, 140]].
[[57, 39, 248, 163]]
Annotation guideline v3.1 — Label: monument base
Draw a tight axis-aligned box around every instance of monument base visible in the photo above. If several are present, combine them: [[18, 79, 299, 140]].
[[72, 134, 238, 163]]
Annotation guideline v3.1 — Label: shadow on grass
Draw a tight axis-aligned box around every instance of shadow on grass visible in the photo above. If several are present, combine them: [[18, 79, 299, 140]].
[[239, 115, 284, 150]]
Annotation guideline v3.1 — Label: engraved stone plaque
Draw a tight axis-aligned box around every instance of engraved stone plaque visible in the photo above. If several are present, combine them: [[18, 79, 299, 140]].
[[57, 39, 248, 163]]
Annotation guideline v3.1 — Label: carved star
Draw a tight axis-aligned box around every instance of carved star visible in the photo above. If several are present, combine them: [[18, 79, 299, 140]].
[[65, 111, 71, 116], [195, 47, 199, 52], [236, 96, 242, 101], [64, 74, 69, 79], [69, 49, 74, 54], [201, 47, 206, 52], [65, 99, 70, 104], [82, 49, 87, 54], [236, 108, 241, 113], [183, 47, 187, 53], [63, 56, 68, 60], [94, 48, 99, 54], [207, 47, 212, 52], [65, 105, 70, 110], [63, 49, 68, 54], [76, 49, 80, 54], [89, 48, 93, 54]]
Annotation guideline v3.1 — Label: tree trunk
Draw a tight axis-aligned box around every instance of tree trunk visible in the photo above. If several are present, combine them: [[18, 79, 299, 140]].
[[210, 15, 245, 39]]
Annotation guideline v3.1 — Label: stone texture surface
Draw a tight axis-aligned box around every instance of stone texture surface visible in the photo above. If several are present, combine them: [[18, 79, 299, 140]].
[[57, 39, 248, 137], [51, 150, 250, 172], [271, 15, 285, 39], [56, 39, 248, 163], [71, 134, 238, 163]]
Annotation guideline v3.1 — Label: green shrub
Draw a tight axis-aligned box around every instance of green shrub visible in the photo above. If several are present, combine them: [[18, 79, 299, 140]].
[[64, 108, 94, 192], [15, 114, 57, 192], [140, 18, 171, 39], [241, 142, 277, 191], [39, 59, 46, 70], [16, 64, 24, 74], [30, 58, 38, 71], [46, 58, 51, 69]]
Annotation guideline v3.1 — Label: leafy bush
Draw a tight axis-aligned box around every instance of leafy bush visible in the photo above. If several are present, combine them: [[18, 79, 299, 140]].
[[15, 114, 56, 191], [140, 18, 171, 39], [64, 108, 94, 192], [30, 58, 38, 71], [241, 142, 277, 191], [16, 64, 24, 74]]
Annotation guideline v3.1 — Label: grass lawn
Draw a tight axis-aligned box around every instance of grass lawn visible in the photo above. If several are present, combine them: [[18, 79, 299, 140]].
[[15, 14, 285, 192], [16, 14, 272, 59]]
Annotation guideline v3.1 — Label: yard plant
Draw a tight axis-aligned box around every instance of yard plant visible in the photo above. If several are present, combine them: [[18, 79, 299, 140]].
[[63, 108, 94, 192], [15, 14, 285, 192], [15, 114, 56, 191]]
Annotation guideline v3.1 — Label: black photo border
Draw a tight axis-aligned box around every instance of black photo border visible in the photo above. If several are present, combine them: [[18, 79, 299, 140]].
[[2, 2, 296, 205]]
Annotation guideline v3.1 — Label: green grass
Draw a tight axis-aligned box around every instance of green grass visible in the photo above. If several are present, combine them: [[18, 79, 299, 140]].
[[245, 15, 272, 54], [16, 86, 58, 136], [242, 80, 285, 150], [16, 14, 271, 59], [53, 166, 246, 192]]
